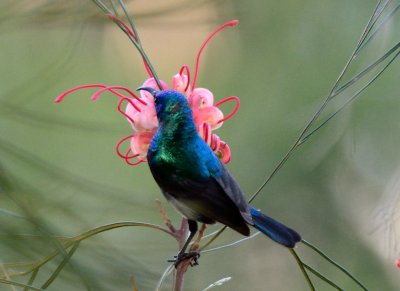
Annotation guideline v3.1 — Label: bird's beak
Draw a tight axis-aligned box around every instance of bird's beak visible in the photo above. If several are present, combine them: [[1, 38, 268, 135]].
[[137, 86, 158, 96]]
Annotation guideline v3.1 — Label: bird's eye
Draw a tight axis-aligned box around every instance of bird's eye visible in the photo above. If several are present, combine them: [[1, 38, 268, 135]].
[[154, 96, 159, 104]]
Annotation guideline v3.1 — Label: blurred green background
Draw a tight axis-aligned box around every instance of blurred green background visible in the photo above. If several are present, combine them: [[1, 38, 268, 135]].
[[1, 0, 400, 290]]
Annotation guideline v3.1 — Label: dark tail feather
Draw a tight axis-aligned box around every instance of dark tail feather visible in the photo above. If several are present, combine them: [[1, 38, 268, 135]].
[[250, 206, 301, 248]]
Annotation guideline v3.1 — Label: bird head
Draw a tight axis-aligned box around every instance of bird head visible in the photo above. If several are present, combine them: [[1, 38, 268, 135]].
[[137, 87, 194, 126]]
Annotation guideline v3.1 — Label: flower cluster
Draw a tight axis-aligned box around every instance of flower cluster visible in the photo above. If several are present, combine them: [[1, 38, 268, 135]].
[[55, 19, 240, 166], [125, 74, 239, 165]]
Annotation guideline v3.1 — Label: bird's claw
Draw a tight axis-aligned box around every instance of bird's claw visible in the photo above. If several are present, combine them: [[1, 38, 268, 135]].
[[167, 251, 200, 268]]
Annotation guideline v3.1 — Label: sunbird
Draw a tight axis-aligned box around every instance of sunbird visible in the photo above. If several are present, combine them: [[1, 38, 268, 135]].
[[138, 87, 301, 265]]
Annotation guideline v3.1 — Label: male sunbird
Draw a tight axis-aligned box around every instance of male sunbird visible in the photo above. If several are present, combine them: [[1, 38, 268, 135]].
[[138, 87, 301, 265]]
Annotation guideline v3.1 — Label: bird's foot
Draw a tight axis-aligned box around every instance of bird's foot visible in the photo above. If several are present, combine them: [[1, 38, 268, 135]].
[[168, 251, 200, 268]]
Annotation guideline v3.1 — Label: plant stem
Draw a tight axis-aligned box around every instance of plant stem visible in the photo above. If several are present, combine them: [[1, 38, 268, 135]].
[[174, 265, 186, 291], [302, 240, 369, 290], [290, 249, 315, 291]]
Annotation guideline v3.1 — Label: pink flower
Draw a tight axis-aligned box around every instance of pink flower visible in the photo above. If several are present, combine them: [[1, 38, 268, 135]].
[[124, 75, 238, 164], [55, 20, 240, 166], [396, 259, 400, 269]]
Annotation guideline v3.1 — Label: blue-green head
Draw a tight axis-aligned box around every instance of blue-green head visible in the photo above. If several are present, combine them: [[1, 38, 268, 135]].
[[137, 87, 196, 133]]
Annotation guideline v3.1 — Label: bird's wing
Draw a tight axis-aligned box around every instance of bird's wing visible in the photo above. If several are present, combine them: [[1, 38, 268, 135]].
[[209, 164, 253, 225]]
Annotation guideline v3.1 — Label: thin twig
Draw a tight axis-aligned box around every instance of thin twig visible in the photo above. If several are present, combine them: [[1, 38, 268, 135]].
[[2, 222, 173, 279], [302, 240, 369, 291], [303, 263, 344, 291], [155, 264, 174, 291], [299, 46, 400, 145], [91, 0, 163, 88], [290, 249, 315, 291], [0, 278, 43, 291], [248, 0, 387, 203], [41, 242, 80, 289], [23, 269, 39, 291], [201, 232, 261, 254]]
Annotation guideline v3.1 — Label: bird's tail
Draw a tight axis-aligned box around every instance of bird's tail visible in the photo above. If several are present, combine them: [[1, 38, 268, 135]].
[[250, 206, 301, 248]]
